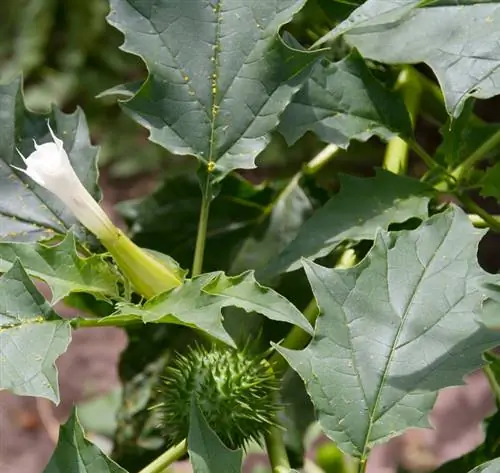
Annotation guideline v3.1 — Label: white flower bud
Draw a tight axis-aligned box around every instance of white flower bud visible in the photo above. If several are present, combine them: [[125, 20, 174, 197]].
[[13, 122, 117, 240], [13, 123, 182, 298]]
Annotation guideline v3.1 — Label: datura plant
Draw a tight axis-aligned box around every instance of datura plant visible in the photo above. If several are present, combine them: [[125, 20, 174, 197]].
[[1, 1, 500, 473]]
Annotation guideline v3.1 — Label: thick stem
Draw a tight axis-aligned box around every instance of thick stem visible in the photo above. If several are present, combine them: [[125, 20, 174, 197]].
[[456, 193, 500, 233], [358, 458, 367, 473], [383, 67, 422, 175], [469, 213, 500, 228], [304, 143, 340, 174], [138, 440, 187, 473], [264, 425, 291, 473], [192, 174, 213, 277], [270, 299, 319, 373]]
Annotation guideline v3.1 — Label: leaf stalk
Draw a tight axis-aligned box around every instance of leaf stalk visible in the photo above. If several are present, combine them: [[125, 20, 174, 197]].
[[138, 440, 187, 473]]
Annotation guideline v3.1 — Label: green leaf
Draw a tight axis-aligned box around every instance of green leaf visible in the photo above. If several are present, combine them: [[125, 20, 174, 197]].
[[480, 162, 500, 202], [320, 0, 500, 116], [44, 409, 128, 473], [0, 232, 120, 303], [0, 77, 100, 242], [0, 260, 71, 403], [262, 169, 431, 277], [112, 270, 312, 347], [230, 180, 313, 275], [188, 399, 242, 473], [467, 459, 500, 473], [107, 0, 322, 175], [278, 50, 412, 147], [277, 206, 500, 459]]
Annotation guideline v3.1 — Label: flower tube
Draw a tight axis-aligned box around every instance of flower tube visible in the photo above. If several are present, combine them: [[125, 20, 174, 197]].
[[13, 123, 182, 298]]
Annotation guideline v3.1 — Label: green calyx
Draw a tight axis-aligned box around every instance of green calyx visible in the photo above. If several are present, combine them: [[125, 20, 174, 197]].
[[159, 345, 280, 449]]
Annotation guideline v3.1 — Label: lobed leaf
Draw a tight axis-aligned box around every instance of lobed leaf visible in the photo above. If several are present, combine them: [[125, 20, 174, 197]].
[[262, 169, 431, 278], [318, 0, 500, 116], [0, 260, 71, 403], [277, 206, 500, 458], [111, 270, 312, 347], [278, 50, 413, 147], [107, 0, 323, 176], [0, 232, 120, 303]]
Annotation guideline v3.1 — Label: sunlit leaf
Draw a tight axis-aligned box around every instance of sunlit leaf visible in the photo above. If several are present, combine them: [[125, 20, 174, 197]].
[[262, 169, 431, 277], [319, 0, 500, 116], [107, 0, 322, 175], [0, 260, 71, 403], [277, 206, 500, 458]]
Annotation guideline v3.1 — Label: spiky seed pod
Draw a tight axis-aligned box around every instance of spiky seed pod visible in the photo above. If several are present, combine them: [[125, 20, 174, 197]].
[[158, 345, 280, 449]]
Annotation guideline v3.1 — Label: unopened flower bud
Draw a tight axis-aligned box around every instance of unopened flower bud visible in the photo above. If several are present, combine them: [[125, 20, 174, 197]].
[[13, 123, 182, 298]]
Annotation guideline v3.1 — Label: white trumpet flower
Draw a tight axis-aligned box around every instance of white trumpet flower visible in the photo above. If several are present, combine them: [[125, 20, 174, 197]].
[[13, 123, 182, 298], [13, 123, 117, 240]]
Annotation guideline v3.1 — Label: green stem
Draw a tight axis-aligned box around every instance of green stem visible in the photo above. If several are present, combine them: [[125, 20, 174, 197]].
[[264, 425, 291, 473], [138, 440, 187, 473], [358, 458, 367, 473], [304, 143, 340, 174], [383, 67, 422, 175], [484, 363, 500, 403], [450, 129, 500, 182], [270, 299, 319, 373], [192, 173, 213, 277], [456, 193, 500, 232], [270, 249, 357, 372], [469, 213, 500, 228], [70, 317, 141, 329], [407, 139, 441, 172], [260, 143, 341, 224]]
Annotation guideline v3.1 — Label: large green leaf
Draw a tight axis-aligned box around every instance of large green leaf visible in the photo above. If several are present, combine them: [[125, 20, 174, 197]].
[[107, 0, 322, 175], [111, 270, 312, 347], [0, 260, 71, 403], [278, 50, 412, 146], [0, 77, 100, 242], [44, 409, 128, 473], [262, 169, 431, 277], [277, 206, 500, 459], [0, 232, 120, 303], [317, 0, 500, 116], [188, 400, 242, 473]]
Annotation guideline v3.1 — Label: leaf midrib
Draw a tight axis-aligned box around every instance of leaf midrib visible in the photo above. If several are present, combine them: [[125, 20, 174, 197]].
[[360, 223, 452, 460]]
